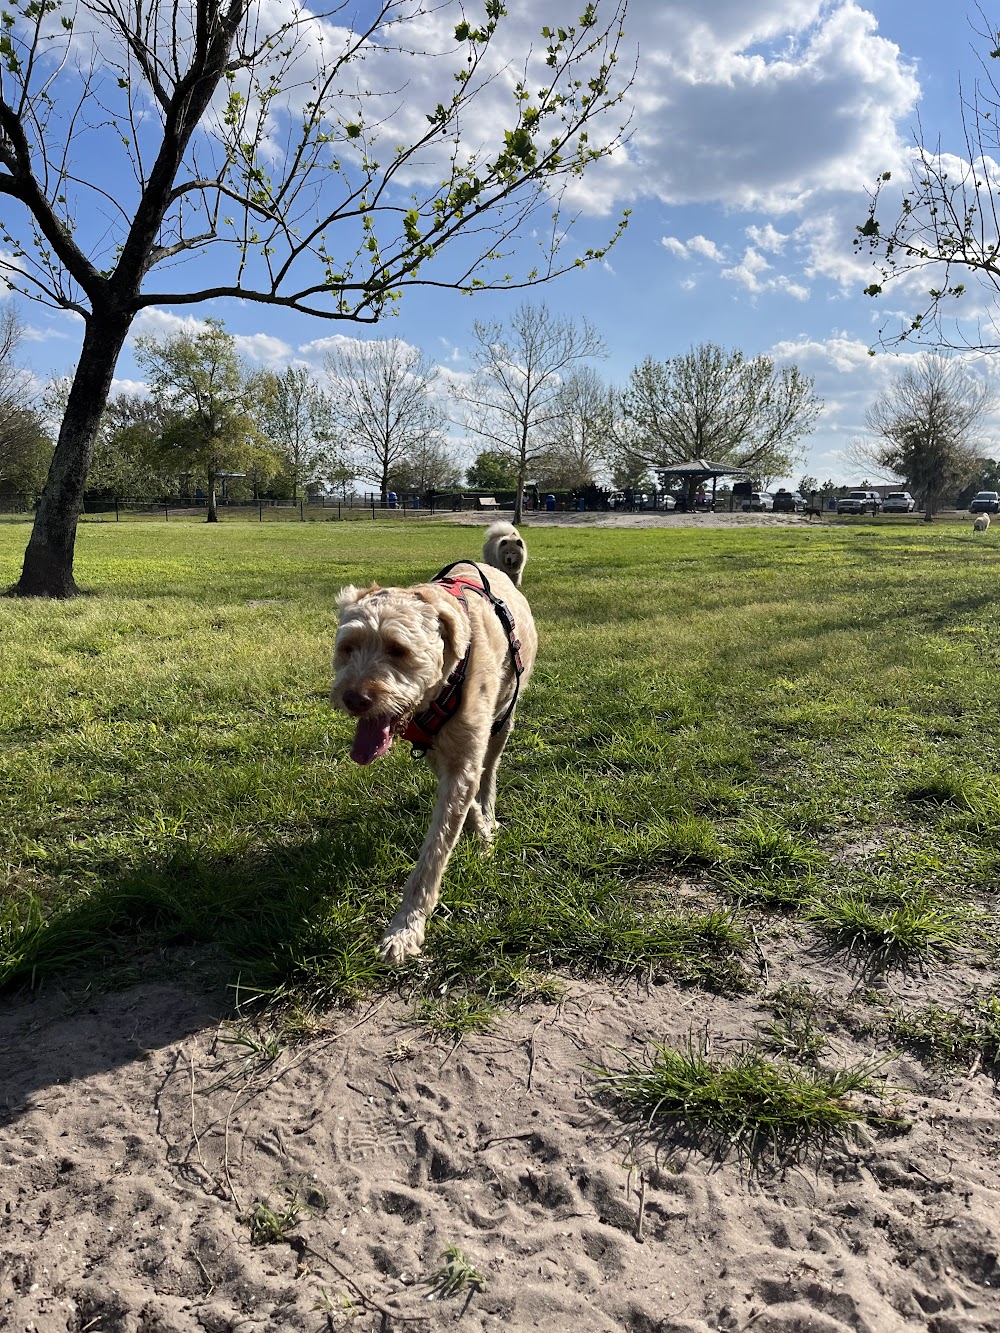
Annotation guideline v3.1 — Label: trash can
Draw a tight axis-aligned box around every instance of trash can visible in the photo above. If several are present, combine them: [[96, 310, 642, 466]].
[[387, 491, 398, 509], [545, 494, 556, 512], [412, 496, 420, 509], [576, 497, 586, 511]]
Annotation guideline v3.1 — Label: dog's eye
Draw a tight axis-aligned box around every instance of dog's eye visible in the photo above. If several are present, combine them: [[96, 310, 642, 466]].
[[336, 640, 356, 657], [385, 641, 409, 660]]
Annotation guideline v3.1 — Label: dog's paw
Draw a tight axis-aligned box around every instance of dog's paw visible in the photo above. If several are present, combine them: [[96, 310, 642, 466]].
[[379, 914, 426, 966]]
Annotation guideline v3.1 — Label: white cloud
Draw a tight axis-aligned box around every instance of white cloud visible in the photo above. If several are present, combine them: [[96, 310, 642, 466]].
[[232, 332, 292, 365], [110, 377, 149, 396], [562, 0, 920, 215], [746, 224, 789, 252], [660, 233, 726, 262]]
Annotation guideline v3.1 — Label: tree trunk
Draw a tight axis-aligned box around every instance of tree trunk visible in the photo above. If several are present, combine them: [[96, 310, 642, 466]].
[[11, 311, 131, 597], [207, 472, 219, 523], [513, 483, 524, 525]]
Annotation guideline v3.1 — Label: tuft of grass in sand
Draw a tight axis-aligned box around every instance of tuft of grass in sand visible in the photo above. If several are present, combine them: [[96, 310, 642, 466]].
[[808, 888, 970, 968], [882, 995, 1000, 1070], [593, 1038, 888, 1161], [425, 1244, 487, 1298]]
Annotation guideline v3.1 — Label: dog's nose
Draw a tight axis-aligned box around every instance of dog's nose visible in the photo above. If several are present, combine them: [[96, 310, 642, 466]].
[[343, 687, 374, 715]]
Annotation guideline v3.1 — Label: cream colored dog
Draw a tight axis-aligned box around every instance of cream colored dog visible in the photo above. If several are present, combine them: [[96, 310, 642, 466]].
[[973, 513, 991, 532], [482, 521, 527, 585], [332, 561, 537, 964]]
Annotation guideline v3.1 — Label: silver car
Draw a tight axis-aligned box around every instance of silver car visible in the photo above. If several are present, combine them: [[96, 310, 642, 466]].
[[882, 491, 916, 513]]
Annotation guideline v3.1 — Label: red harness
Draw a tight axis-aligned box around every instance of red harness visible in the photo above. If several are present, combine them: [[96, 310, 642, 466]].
[[402, 565, 524, 757]]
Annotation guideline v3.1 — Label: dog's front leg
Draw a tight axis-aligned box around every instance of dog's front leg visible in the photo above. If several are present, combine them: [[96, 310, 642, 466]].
[[379, 767, 479, 965]]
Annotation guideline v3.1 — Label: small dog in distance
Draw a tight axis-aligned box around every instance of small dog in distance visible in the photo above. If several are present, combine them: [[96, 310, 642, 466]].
[[973, 513, 991, 533], [482, 521, 527, 585]]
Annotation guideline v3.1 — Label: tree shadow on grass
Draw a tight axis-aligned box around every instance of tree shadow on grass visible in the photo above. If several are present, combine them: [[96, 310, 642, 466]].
[[0, 824, 398, 1125], [0, 813, 755, 1124]]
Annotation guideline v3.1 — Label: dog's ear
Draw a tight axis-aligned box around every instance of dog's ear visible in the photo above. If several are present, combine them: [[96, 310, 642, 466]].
[[336, 583, 381, 611], [415, 585, 471, 669]]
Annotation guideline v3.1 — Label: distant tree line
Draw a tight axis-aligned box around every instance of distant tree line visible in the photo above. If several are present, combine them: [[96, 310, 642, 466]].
[[0, 300, 829, 519], [5, 299, 996, 524]]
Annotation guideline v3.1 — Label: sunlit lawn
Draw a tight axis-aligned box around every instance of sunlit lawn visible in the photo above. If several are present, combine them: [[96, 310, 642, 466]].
[[1, 515, 998, 1021]]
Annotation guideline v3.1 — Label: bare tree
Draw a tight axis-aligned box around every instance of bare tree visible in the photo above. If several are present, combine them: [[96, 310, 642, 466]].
[[323, 339, 446, 503], [853, 355, 993, 520], [452, 303, 606, 522], [535, 365, 612, 488], [856, 12, 1000, 351], [262, 365, 340, 501], [618, 345, 820, 500], [387, 435, 463, 496], [0, 0, 633, 595]]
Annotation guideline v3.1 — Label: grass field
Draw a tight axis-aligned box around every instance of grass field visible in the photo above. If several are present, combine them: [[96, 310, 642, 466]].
[[1, 517, 998, 1054]]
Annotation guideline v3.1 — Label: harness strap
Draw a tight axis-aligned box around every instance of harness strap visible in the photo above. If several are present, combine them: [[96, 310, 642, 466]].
[[404, 561, 525, 756]]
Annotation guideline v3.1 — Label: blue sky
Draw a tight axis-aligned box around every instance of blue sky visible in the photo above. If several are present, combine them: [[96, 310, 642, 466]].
[[9, 0, 1000, 488]]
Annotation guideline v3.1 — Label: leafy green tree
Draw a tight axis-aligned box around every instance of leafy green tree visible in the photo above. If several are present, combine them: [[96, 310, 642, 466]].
[[466, 449, 520, 491], [621, 345, 821, 500], [136, 321, 276, 521], [262, 366, 345, 501], [88, 394, 175, 498], [798, 474, 819, 498], [0, 304, 51, 502], [1, 0, 631, 596], [387, 436, 462, 496], [957, 459, 1000, 509], [452, 303, 606, 523]]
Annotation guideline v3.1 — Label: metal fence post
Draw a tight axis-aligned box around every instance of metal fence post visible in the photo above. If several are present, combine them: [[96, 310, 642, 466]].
[[259, 500, 263, 522], [165, 505, 169, 522], [115, 497, 120, 522], [300, 499, 304, 521]]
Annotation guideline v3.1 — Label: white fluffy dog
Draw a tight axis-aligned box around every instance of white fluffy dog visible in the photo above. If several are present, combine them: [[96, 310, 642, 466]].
[[332, 559, 537, 964], [482, 521, 527, 585], [973, 513, 991, 532]]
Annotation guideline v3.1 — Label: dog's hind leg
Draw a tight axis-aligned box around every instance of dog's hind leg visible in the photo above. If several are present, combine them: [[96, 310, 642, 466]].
[[379, 763, 481, 965]]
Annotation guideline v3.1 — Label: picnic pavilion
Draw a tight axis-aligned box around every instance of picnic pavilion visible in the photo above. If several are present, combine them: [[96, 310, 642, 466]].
[[656, 459, 752, 510]]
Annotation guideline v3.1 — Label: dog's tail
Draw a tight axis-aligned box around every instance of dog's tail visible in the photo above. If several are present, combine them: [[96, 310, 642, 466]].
[[484, 520, 519, 543]]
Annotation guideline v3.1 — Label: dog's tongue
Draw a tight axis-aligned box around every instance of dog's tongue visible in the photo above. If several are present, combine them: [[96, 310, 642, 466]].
[[351, 716, 395, 765]]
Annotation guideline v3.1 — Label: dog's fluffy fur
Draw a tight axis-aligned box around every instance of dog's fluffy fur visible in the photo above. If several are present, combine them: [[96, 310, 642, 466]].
[[974, 513, 991, 532], [482, 521, 527, 585], [332, 556, 537, 964]]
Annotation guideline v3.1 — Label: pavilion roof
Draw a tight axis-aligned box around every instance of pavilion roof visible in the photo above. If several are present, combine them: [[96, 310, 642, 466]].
[[655, 458, 752, 479]]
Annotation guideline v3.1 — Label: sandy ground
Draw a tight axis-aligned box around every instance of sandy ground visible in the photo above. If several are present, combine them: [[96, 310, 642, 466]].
[[444, 509, 823, 530], [3, 921, 999, 1333]]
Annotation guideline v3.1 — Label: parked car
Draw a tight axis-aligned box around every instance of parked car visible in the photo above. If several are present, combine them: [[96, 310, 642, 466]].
[[882, 491, 916, 513], [969, 490, 1000, 513], [742, 492, 773, 511], [772, 489, 805, 512], [837, 489, 881, 515]]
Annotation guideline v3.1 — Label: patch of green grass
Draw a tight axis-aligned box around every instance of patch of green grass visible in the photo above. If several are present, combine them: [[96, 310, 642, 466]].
[[809, 888, 970, 968], [758, 984, 831, 1064], [593, 1039, 888, 1161], [0, 520, 998, 1011], [410, 992, 499, 1040], [883, 996, 1000, 1070]]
